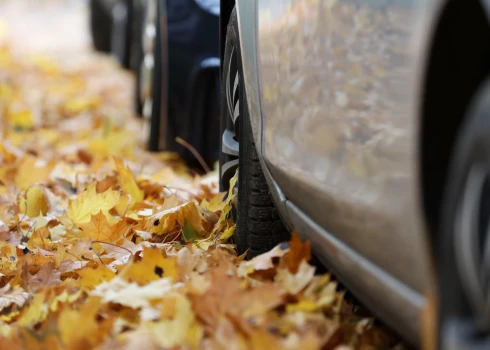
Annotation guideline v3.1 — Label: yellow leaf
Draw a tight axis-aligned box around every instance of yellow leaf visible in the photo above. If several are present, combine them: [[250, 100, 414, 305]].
[[18, 186, 49, 217], [17, 292, 48, 327], [49, 290, 82, 312], [149, 201, 205, 236], [149, 295, 202, 348], [87, 127, 136, 159], [77, 264, 116, 290], [7, 109, 34, 129], [15, 156, 53, 190], [58, 297, 110, 349], [219, 225, 235, 240], [200, 192, 226, 213], [67, 182, 120, 225], [64, 96, 100, 114], [125, 246, 177, 285], [0, 83, 14, 102], [286, 299, 318, 313], [114, 157, 144, 206]]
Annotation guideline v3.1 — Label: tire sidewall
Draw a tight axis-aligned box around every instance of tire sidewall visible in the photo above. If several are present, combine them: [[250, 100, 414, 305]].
[[438, 80, 490, 347]]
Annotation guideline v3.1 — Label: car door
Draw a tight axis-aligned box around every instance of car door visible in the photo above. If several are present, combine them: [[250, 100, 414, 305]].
[[256, 0, 432, 294]]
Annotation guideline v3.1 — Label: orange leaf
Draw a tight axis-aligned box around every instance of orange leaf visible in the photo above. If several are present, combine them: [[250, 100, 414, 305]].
[[285, 230, 311, 274], [78, 211, 120, 242]]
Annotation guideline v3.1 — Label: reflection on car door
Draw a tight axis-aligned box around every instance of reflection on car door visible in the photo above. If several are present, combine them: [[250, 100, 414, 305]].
[[257, 0, 430, 293]]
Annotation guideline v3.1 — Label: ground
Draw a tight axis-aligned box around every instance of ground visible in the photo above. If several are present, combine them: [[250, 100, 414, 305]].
[[0, 1, 404, 349]]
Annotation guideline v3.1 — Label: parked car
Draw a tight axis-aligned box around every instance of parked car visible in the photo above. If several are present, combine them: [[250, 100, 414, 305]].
[[89, 0, 220, 167], [219, 0, 490, 348]]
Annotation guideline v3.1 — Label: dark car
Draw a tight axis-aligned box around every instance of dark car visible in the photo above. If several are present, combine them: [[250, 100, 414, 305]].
[[89, 0, 220, 168]]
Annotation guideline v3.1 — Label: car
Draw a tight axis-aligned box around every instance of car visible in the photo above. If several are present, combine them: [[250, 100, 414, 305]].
[[218, 0, 490, 348], [89, 0, 221, 168]]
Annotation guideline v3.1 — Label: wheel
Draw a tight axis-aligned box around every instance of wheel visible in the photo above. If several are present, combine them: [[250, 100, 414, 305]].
[[89, 0, 113, 53], [219, 8, 289, 258], [438, 80, 490, 349]]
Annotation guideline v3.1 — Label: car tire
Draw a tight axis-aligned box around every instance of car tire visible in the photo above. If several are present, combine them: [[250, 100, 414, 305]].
[[437, 80, 490, 349], [89, 0, 113, 53], [219, 8, 289, 258]]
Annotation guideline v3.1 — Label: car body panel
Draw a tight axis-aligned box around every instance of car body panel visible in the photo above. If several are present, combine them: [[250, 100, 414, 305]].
[[287, 200, 423, 343], [162, 0, 220, 163], [234, 0, 449, 344]]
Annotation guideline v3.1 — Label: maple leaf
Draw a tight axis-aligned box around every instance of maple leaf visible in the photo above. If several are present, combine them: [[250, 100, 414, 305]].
[[284, 230, 311, 274], [114, 156, 144, 206], [58, 296, 112, 349], [67, 182, 120, 225], [77, 264, 116, 290], [124, 246, 177, 285], [78, 210, 120, 242]]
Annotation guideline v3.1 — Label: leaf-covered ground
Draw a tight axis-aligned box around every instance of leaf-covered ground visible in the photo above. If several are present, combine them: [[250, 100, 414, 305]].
[[0, 4, 405, 350]]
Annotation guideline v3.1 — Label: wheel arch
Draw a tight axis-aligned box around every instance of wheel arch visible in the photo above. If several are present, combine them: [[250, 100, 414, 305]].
[[420, 0, 490, 249]]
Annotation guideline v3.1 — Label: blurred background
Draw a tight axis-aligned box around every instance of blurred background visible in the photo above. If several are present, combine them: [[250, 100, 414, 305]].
[[0, 0, 221, 172]]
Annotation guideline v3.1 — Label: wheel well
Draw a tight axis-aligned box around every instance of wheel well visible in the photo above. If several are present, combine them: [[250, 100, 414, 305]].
[[421, 0, 490, 245], [220, 0, 236, 77]]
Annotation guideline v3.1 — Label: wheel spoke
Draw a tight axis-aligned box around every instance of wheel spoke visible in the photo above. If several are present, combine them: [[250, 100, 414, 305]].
[[222, 129, 239, 156]]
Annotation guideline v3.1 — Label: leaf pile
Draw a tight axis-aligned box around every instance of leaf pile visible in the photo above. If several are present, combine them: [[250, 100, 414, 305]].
[[0, 18, 403, 350]]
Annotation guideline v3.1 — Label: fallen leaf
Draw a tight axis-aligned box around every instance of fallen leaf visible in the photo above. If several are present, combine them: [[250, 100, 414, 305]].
[[92, 277, 174, 309], [124, 246, 177, 285], [18, 186, 49, 217], [67, 182, 120, 225], [77, 264, 116, 290], [78, 210, 120, 242], [114, 156, 144, 206], [27, 261, 61, 292], [0, 284, 28, 311], [284, 230, 311, 274]]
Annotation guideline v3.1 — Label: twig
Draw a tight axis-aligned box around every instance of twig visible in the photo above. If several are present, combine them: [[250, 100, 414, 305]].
[[175, 137, 211, 173], [163, 185, 193, 202]]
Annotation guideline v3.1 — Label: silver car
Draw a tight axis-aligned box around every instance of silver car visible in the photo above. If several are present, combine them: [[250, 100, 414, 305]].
[[218, 0, 490, 348]]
